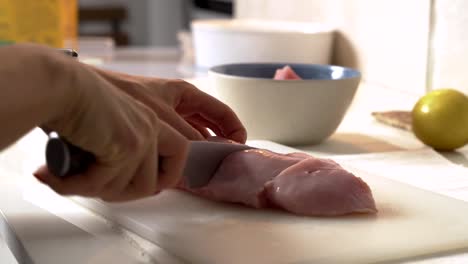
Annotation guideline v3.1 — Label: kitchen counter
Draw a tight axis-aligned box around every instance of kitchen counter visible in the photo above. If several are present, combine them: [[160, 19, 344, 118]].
[[1, 47, 468, 263]]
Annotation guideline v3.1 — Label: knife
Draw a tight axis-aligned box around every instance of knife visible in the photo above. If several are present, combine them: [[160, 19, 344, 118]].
[[45, 133, 254, 188]]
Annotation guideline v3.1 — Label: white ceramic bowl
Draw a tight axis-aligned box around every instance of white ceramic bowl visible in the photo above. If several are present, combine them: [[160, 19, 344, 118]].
[[192, 19, 334, 69], [209, 63, 361, 145]]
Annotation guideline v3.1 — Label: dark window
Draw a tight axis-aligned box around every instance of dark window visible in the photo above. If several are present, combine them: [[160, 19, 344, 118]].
[[193, 0, 233, 15]]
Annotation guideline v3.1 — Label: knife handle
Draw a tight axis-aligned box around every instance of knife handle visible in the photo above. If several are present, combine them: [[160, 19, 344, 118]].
[[45, 132, 95, 177]]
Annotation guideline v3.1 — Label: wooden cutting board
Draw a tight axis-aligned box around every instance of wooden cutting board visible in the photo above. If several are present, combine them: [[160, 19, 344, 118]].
[[72, 143, 468, 264]]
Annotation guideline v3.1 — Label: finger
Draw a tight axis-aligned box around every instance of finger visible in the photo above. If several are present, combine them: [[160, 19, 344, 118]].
[[157, 121, 189, 189], [131, 138, 158, 194], [33, 165, 54, 184], [101, 141, 158, 202], [162, 111, 204, 140], [99, 157, 142, 200], [116, 84, 204, 141], [186, 119, 212, 138], [185, 114, 222, 137], [34, 164, 118, 197], [176, 88, 247, 143]]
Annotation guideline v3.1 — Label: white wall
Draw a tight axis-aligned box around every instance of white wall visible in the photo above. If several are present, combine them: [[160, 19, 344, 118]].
[[236, 0, 431, 95], [429, 0, 468, 93]]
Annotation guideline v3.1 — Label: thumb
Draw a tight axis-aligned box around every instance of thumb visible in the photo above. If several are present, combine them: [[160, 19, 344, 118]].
[[33, 165, 54, 184]]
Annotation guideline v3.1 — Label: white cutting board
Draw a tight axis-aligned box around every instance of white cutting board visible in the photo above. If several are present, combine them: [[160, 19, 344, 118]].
[[71, 142, 468, 264]]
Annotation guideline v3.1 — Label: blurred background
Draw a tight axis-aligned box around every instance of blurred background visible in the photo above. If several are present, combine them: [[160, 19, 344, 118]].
[[0, 0, 467, 95], [78, 0, 233, 47]]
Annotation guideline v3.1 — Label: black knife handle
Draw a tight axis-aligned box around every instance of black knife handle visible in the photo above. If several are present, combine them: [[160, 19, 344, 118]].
[[46, 132, 96, 177]]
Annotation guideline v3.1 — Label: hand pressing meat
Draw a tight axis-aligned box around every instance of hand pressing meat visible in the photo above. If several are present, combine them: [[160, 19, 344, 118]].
[[274, 65, 302, 80], [180, 139, 377, 217]]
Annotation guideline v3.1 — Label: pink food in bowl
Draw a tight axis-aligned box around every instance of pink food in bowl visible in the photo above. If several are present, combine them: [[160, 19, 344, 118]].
[[274, 65, 302, 80]]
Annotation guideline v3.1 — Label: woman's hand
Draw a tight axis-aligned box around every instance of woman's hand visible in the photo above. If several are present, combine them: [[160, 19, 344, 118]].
[[32, 47, 189, 202], [0, 43, 244, 202], [90, 67, 247, 143]]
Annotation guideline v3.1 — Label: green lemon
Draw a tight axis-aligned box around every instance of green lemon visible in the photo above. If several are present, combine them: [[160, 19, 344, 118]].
[[412, 89, 468, 151]]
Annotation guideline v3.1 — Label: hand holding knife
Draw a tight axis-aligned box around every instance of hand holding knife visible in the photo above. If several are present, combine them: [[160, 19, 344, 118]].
[[45, 49, 254, 189]]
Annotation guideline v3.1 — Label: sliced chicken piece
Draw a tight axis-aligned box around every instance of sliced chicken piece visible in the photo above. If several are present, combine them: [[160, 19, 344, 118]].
[[265, 158, 378, 216], [274, 65, 302, 80]]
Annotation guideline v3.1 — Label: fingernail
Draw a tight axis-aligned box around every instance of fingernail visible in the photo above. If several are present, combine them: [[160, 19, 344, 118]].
[[33, 173, 47, 184]]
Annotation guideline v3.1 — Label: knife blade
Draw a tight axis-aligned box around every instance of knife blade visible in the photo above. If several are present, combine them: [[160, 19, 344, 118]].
[[182, 140, 254, 188], [45, 133, 255, 188]]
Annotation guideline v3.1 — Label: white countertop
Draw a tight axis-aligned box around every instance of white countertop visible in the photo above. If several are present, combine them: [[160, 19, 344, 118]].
[[2, 47, 468, 263]]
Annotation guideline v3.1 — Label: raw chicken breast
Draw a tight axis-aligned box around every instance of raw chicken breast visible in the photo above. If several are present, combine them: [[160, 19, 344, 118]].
[[183, 147, 377, 217], [265, 158, 377, 216], [274, 65, 302, 80]]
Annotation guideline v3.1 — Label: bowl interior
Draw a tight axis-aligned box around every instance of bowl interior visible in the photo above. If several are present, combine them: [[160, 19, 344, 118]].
[[209, 63, 360, 81]]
